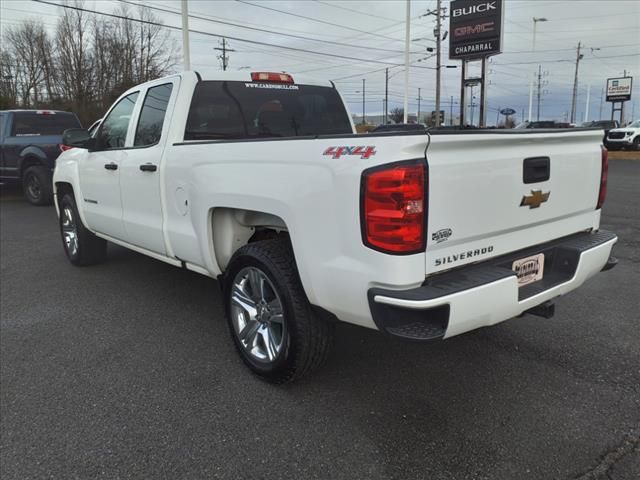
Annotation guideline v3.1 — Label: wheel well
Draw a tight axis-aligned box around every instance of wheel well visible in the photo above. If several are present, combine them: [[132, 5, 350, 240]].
[[211, 208, 289, 271], [19, 156, 44, 178], [55, 182, 74, 208]]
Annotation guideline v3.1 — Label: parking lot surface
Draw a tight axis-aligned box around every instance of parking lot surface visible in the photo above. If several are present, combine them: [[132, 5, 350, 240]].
[[1, 161, 638, 480]]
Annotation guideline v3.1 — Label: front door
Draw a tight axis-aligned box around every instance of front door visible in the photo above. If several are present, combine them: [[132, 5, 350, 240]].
[[78, 91, 139, 239]]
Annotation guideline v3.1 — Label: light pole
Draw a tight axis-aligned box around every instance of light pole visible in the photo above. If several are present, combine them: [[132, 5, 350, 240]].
[[403, 0, 411, 123], [570, 41, 584, 124], [417, 88, 422, 123], [528, 17, 547, 122], [181, 0, 191, 70]]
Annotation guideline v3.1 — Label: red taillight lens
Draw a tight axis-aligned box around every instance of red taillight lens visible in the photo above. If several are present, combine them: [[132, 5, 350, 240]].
[[251, 72, 294, 83], [59, 144, 73, 152], [362, 162, 426, 254], [597, 145, 608, 209]]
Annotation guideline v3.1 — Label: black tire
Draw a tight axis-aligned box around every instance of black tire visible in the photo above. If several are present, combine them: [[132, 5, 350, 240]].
[[634, 137, 640, 151], [22, 165, 53, 206], [59, 193, 107, 266], [223, 238, 333, 383]]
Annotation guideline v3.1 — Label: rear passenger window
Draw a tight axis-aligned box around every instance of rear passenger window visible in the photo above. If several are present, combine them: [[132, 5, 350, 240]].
[[134, 83, 173, 147], [97, 92, 139, 149]]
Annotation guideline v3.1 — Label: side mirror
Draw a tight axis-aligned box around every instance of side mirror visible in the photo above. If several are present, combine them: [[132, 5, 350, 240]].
[[62, 128, 92, 149]]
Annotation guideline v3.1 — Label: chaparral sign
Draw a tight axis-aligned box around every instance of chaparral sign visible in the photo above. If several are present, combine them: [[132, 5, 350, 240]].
[[449, 0, 504, 60], [606, 77, 633, 102]]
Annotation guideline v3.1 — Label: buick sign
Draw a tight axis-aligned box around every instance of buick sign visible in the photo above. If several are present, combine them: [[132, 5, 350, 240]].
[[449, 0, 504, 60], [606, 77, 632, 102]]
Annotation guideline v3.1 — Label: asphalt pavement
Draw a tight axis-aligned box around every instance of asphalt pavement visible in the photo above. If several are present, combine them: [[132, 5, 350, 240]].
[[1, 161, 638, 480]]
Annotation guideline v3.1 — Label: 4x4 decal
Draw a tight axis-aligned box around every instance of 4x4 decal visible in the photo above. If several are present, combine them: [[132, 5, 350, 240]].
[[323, 146, 376, 159]]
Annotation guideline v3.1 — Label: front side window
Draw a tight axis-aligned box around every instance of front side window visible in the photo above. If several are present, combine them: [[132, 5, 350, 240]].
[[134, 83, 173, 147], [97, 92, 139, 149], [184, 81, 352, 140]]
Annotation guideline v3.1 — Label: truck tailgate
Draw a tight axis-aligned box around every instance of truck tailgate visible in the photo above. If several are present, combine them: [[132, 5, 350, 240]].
[[425, 129, 604, 274]]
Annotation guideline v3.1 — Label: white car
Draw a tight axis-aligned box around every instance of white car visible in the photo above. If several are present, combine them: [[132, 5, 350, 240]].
[[54, 70, 617, 383], [606, 119, 640, 150]]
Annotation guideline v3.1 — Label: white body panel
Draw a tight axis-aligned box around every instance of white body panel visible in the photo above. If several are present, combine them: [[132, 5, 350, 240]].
[[53, 70, 616, 339]]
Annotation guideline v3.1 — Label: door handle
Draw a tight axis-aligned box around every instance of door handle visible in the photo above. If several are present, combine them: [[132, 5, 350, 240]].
[[139, 163, 157, 172], [104, 163, 118, 170]]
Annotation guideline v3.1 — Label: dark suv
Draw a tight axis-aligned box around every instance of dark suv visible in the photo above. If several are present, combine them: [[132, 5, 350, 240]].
[[0, 110, 82, 205]]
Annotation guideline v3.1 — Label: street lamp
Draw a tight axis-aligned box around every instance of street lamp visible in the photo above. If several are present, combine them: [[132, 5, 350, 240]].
[[528, 17, 548, 122]]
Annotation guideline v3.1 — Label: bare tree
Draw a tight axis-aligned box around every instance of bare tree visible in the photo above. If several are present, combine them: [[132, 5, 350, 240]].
[[0, 1, 176, 123], [4, 21, 49, 106], [389, 107, 404, 124]]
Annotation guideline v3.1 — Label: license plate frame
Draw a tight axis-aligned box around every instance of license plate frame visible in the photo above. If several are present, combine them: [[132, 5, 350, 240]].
[[512, 253, 545, 287]]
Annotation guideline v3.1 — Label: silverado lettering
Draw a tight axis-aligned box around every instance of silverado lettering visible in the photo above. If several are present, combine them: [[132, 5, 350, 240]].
[[434, 246, 494, 266]]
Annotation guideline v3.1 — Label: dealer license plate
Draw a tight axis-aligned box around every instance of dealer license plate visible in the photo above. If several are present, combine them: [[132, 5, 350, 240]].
[[512, 253, 545, 287]]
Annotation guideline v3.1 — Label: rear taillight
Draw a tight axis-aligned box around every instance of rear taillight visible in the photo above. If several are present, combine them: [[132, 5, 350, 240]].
[[59, 144, 73, 153], [597, 145, 608, 209], [362, 162, 426, 254]]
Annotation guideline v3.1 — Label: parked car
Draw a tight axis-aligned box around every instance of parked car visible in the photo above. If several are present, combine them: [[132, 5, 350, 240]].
[[582, 120, 620, 147], [0, 109, 82, 205], [371, 123, 427, 133], [54, 70, 617, 383], [605, 120, 640, 150]]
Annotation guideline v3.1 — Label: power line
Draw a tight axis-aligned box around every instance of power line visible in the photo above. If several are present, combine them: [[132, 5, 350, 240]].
[[117, 0, 424, 55], [311, 0, 404, 23], [236, 0, 407, 44], [31, 0, 435, 70]]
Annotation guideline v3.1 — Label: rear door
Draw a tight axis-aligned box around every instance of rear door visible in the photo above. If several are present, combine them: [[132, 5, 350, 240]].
[[79, 91, 140, 239], [119, 79, 178, 254]]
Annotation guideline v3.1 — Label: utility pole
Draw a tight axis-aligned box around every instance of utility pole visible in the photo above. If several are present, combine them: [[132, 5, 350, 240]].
[[536, 65, 542, 121], [417, 88, 422, 123], [362, 78, 366, 125], [621, 69, 627, 125], [385, 68, 389, 124], [528, 17, 548, 122], [570, 41, 583, 124], [403, 0, 410, 123], [450, 95, 454, 125], [181, 0, 190, 70], [434, 0, 442, 127], [214, 38, 235, 71]]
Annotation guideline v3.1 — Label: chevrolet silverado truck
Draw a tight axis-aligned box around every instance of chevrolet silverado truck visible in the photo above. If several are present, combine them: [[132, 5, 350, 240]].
[[0, 109, 82, 204], [53, 70, 617, 383]]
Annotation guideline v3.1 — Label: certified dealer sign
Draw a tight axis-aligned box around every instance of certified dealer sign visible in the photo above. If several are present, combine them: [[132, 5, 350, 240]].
[[606, 77, 633, 102], [449, 0, 504, 60]]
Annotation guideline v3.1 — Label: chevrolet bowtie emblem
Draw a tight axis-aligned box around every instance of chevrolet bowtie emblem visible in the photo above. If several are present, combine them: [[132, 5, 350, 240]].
[[520, 190, 550, 209]]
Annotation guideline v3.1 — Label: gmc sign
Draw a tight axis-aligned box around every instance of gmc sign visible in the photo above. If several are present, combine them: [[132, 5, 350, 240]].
[[449, 0, 504, 60]]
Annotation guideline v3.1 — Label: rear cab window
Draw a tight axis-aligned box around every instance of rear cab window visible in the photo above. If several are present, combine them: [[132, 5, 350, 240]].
[[184, 80, 352, 140], [10, 112, 81, 136], [134, 83, 173, 147]]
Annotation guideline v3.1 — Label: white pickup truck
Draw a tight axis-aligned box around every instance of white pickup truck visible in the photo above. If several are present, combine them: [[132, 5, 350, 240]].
[[54, 70, 617, 383]]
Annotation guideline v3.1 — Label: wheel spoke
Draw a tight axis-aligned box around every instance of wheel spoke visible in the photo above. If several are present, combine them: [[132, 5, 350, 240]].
[[269, 313, 284, 325], [248, 268, 266, 302], [262, 327, 278, 361], [239, 320, 261, 344], [231, 284, 257, 319], [267, 298, 283, 316]]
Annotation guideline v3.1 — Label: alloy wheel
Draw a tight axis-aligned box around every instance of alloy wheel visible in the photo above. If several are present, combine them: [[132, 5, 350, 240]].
[[61, 206, 78, 257], [230, 266, 286, 363]]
